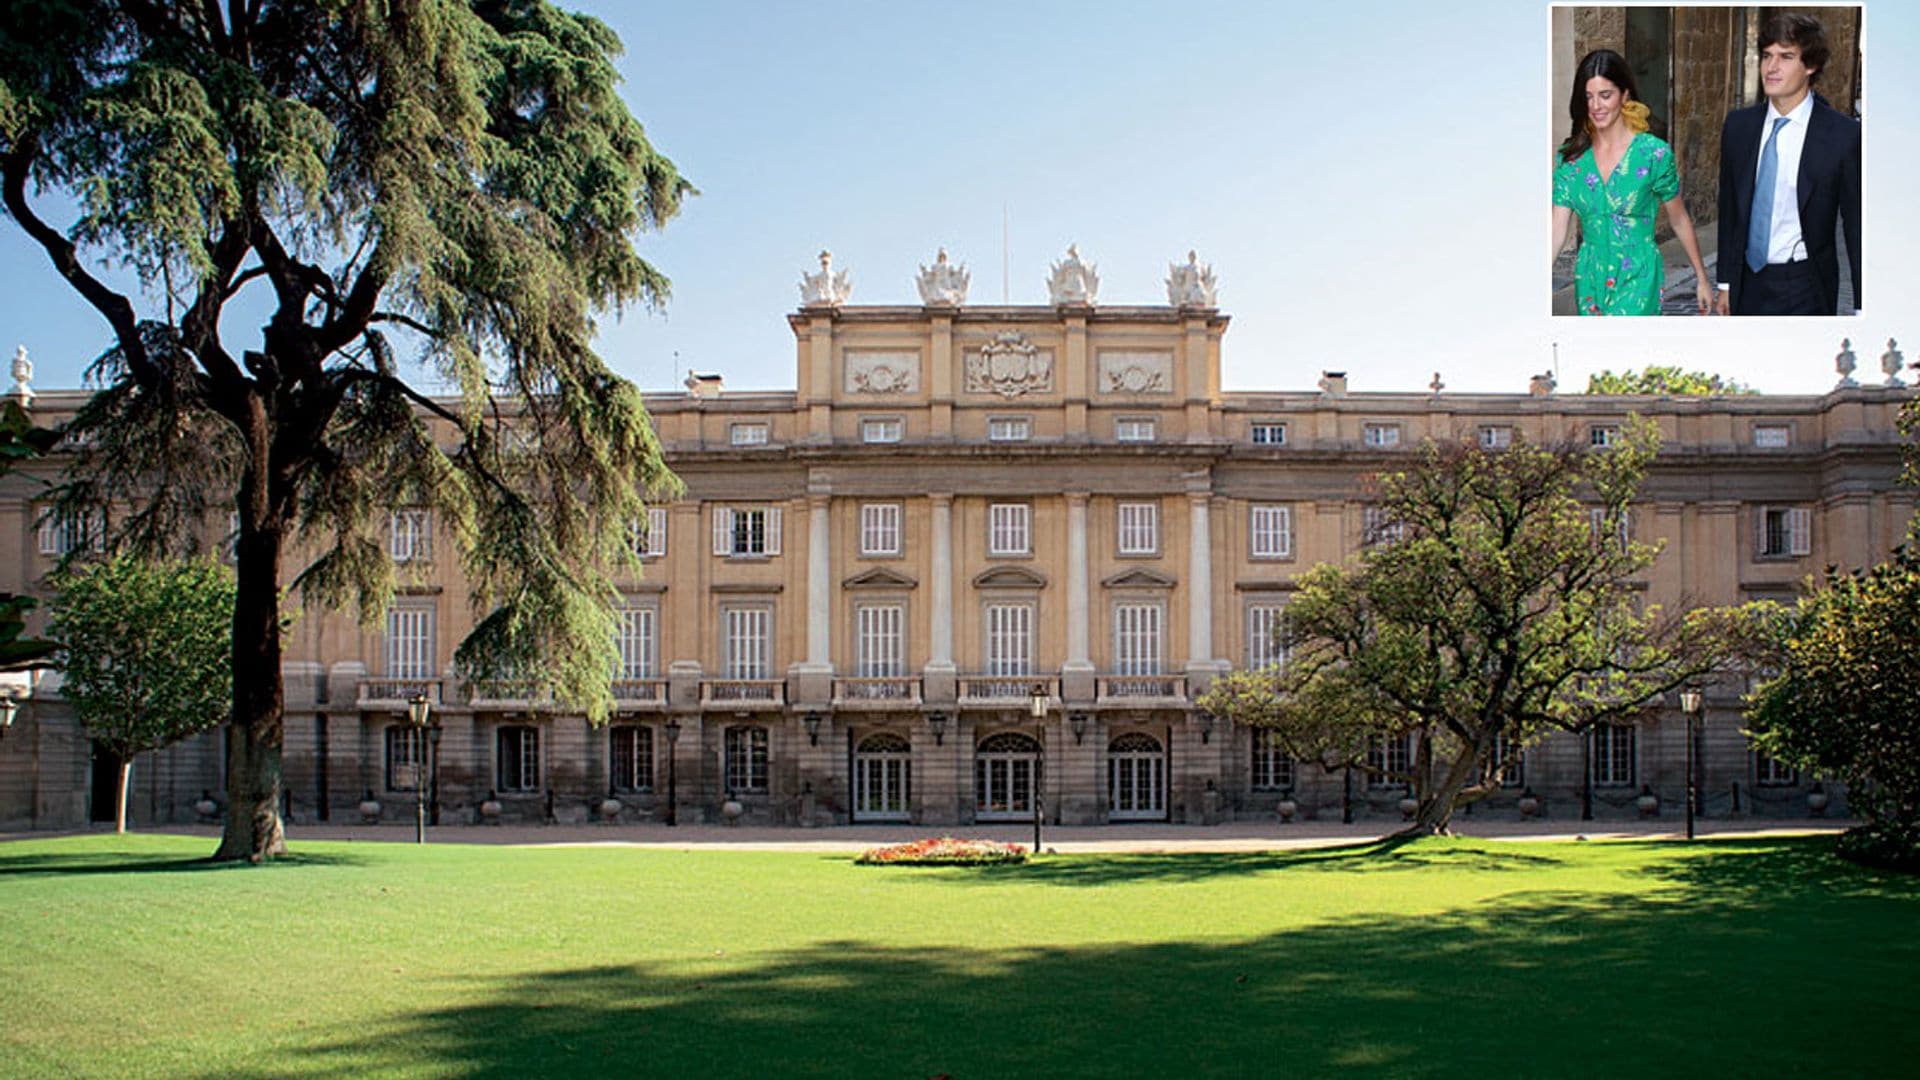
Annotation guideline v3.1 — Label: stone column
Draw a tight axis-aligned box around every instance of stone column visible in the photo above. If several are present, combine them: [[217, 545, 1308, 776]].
[[806, 493, 831, 667], [1062, 492, 1094, 702], [1186, 491, 1213, 668], [924, 493, 956, 703]]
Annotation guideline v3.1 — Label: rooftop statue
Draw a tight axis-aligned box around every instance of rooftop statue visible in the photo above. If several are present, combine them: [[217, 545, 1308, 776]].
[[1046, 244, 1099, 306], [799, 250, 852, 307], [7, 345, 30, 406], [1834, 338, 1857, 388], [1882, 338, 1907, 388], [915, 248, 970, 306], [1165, 250, 1218, 308]]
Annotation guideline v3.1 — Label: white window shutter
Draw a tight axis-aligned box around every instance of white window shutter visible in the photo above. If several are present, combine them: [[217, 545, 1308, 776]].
[[648, 508, 668, 557], [1753, 507, 1768, 558], [766, 507, 783, 555], [1788, 508, 1811, 556], [712, 507, 732, 556], [419, 511, 433, 562], [1278, 506, 1293, 558]]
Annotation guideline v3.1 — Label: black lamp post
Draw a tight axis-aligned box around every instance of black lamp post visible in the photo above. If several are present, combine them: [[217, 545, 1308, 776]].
[[407, 693, 432, 844], [427, 722, 442, 826], [1030, 683, 1048, 855], [1680, 686, 1703, 841], [663, 717, 681, 827]]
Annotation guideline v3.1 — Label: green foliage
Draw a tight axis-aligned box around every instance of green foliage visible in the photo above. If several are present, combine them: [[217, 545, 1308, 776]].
[[1747, 545, 1920, 867], [2, 3, 692, 852], [47, 553, 236, 760], [1585, 366, 1758, 396], [1201, 420, 1756, 830], [0, 400, 59, 671]]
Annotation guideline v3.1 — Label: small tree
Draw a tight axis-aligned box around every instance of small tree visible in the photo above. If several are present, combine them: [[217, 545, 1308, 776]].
[[1200, 420, 1753, 834], [1585, 367, 1757, 396], [49, 554, 236, 833]]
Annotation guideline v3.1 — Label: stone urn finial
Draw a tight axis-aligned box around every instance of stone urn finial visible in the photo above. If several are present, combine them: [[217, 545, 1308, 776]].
[[1881, 338, 1906, 387], [1834, 337, 1858, 388], [7, 345, 31, 406]]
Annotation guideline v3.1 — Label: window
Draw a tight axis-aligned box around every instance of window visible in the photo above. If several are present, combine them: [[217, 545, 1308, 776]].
[[1251, 729, 1294, 791], [629, 507, 668, 559], [860, 503, 902, 556], [988, 503, 1030, 556], [1589, 507, 1632, 552], [385, 725, 425, 792], [1250, 422, 1288, 446], [1756, 507, 1811, 559], [1249, 504, 1293, 559], [985, 603, 1033, 677], [389, 509, 432, 563], [1478, 425, 1512, 449], [855, 603, 905, 677], [712, 506, 783, 557], [1367, 734, 1412, 787], [988, 416, 1031, 442], [36, 507, 100, 556], [496, 725, 540, 792], [1753, 424, 1791, 448], [1755, 751, 1795, 787], [1489, 731, 1524, 789], [1246, 602, 1288, 669], [1117, 501, 1159, 556], [1588, 424, 1620, 449], [724, 606, 771, 679], [1113, 603, 1162, 676], [729, 422, 769, 447], [1363, 423, 1401, 448], [610, 725, 654, 792], [385, 603, 435, 678], [1115, 417, 1157, 443], [861, 417, 903, 444], [1363, 506, 1404, 546], [615, 604, 656, 680], [1592, 723, 1635, 787], [724, 725, 769, 793]]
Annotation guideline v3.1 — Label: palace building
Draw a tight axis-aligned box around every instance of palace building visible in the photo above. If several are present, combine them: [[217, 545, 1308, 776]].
[[0, 249, 1912, 831]]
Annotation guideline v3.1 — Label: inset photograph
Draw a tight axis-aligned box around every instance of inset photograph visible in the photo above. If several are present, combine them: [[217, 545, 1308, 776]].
[[1549, 5, 1861, 316]]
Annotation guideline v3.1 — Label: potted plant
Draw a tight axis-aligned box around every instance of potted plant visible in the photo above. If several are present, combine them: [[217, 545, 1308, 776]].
[[1635, 784, 1660, 817]]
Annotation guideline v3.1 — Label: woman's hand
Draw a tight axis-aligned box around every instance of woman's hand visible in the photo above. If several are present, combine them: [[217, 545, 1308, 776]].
[[1696, 280, 1715, 315]]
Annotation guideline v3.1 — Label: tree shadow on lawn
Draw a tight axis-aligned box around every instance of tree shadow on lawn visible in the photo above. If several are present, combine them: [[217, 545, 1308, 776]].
[[0, 849, 368, 880], [922, 835, 1568, 889], [272, 839, 1920, 1080]]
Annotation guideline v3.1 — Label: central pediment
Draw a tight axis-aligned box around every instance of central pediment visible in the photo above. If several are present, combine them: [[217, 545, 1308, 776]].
[[844, 567, 919, 590], [1101, 568, 1177, 589], [972, 566, 1049, 589]]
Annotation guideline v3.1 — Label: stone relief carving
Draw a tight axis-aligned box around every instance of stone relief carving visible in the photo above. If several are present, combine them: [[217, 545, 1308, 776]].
[[1096, 351, 1172, 395], [966, 331, 1054, 398], [1046, 244, 1099, 305], [798, 250, 852, 307], [1165, 250, 1218, 307], [915, 248, 970, 306], [844, 351, 920, 395]]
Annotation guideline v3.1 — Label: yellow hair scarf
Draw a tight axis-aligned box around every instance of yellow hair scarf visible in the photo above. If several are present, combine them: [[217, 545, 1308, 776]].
[[1585, 99, 1652, 136]]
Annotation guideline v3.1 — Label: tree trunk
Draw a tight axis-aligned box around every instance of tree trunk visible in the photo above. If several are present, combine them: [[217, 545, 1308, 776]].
[[1403, 745, 1483, 835], [116, 758, 131, 834], [213, 478, 289, 863]]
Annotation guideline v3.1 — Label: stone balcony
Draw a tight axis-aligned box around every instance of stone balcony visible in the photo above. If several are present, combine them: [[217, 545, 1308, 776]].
[[831, 677, 923, 709], [700, 678, 786, 710]]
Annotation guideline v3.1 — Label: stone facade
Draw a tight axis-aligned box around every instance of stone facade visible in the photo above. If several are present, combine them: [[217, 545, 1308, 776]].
[[1, 296, 1910, 832]]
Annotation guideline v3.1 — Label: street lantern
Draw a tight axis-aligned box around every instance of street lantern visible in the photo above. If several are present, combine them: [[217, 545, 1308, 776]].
[[803, 712, 822, 746], [0, 695, 16, 736], [663, 717, 681, 827], [1029, 684, 1048, 719], [1680, 687, 1704, 841], [407, 693, 432, 844], [1069, 713, 1088, 745], [1029, 684, 1047, 856], [927, 713, 947, 746]]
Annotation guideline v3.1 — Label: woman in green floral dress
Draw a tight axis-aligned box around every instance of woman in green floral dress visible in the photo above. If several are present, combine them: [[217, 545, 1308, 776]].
[[1551, 50, 1713, 316]]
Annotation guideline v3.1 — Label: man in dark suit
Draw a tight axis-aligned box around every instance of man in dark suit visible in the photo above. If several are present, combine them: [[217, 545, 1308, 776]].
[[1715, 12, 1861, 316]]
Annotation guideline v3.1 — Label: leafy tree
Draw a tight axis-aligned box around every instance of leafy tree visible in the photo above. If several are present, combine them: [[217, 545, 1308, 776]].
[[0, 400, 60, 672], [2, 2, 688, 859], [1585, 367, 1757, 396], [48, 554, 235, 833], [1200, 420, 1753, 834]]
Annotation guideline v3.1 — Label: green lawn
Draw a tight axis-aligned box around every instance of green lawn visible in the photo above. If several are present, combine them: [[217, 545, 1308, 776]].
[[1, 833, 1915, 1077]]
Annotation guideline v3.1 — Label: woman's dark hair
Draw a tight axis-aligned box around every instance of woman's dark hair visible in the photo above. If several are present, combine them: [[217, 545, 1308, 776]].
[[1759, 12, 1829, 86], [1558, 49, 1641, 164]]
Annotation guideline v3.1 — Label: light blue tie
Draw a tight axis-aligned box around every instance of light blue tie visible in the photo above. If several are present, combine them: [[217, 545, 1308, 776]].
[[1747, 116, 1790, 273]]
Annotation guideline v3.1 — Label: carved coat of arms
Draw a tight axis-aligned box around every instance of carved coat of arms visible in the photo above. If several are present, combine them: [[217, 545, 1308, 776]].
[[966, 331, 1053, 398]]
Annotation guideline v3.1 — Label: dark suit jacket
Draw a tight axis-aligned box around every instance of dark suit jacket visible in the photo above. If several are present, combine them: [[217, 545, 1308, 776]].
[[1716, 97, 1862, 314]]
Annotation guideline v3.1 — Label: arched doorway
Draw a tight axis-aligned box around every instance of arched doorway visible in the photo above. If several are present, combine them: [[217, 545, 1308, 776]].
[[975, 731, 1040, 821], [853, 732, 912, 822], [1108, 731, 1166, 821]]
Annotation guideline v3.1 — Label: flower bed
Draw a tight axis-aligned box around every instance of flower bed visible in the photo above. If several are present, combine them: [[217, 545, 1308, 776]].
[[855, 837, 1029, 866]]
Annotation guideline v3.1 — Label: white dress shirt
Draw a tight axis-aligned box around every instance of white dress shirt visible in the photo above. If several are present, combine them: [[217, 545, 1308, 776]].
[[1755, 92, 1814, 265]]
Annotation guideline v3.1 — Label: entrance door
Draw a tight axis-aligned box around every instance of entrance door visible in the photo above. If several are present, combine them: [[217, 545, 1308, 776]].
[[1108, 732, 1166, 821], [974, 732, 1040, 821], [853, 732, 912, 822]]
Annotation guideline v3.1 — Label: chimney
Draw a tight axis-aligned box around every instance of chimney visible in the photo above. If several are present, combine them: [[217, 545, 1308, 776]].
[[1317, 371, 1348, 396], [684, 369, 724, 398]]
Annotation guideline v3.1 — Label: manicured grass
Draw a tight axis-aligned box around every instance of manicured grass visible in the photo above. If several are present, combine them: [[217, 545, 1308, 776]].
[[2, 833, 1916, 1077]]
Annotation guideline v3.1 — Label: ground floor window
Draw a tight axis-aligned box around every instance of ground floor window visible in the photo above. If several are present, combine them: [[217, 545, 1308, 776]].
[[975, 731, 1039, 819], [384, 724, 424, 792], [1251, 728, 1293, 791], [725, 725, 769, 793], [1592, 723, 1635, 788], [1367, 733, 1412, 788], [1755, 751, 1795, 787], [496, 725, 540, 792], [854, 732, 911, 821], [610, 725, 654, 793]]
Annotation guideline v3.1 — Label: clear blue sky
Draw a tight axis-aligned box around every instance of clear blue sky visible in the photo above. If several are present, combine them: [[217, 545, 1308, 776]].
[[1, 1, 1911, 396]]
